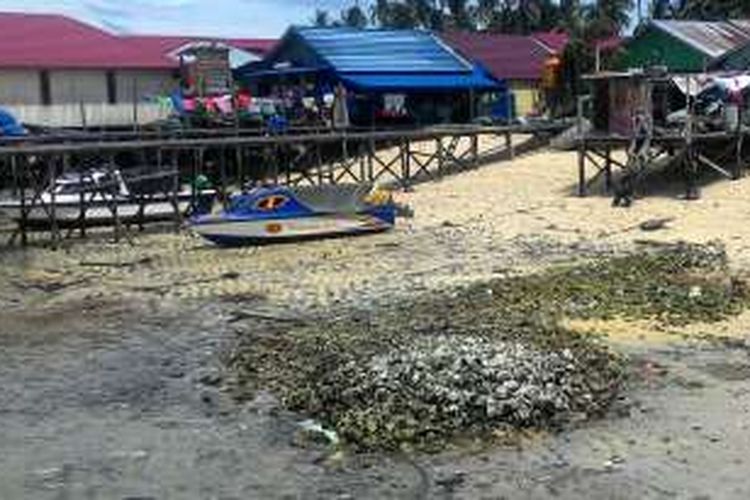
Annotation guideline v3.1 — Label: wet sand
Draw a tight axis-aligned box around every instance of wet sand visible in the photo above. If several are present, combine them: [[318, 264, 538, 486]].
[[3, 146, 750, 498]]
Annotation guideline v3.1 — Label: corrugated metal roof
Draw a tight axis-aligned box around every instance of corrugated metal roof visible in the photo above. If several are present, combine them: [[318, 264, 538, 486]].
[[440, 31, 551, 80], [295, 27, 472, 73], [533, 31, 569, 54], [652, 20, 750, 59]]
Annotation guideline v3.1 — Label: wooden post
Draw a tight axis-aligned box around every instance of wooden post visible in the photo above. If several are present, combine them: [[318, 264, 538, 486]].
[[685, 76, 699, 200], [327, 142, 335, 184], [19, 155, 27, 247], [469, 89, 475, 122], [402, 138, 411, 186], [737, 132, 745, 180], [577, 95, 586, 197], [437, 137, 445, 178], [171, 149, 181, 231], [48, 157, 60, 248], [471, 133, 479, 167], [316, 142, 324, 185], [505, 131, 514, 160], [236, 146, 245, 188], [220, 146, 229, 208], [67, 153, 86, 239], [272, 145, 280, 185], [10, 154, 18, 197], [734, 107, 743, 180], [506, 90, 513, 125], [367, 138, 374, 182], [284, 145, 292, 185], [341, 136, 350, 184], [604, 146, 613, 192], [578, 141, 586, 197], [190, 148, 199, 211], [109, 153, 121, 243], [358, 143, 366, 183]]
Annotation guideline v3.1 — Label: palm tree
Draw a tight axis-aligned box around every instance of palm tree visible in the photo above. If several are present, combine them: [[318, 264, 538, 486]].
[[313, 9, 331, 27], [342, 5, 369, 28]]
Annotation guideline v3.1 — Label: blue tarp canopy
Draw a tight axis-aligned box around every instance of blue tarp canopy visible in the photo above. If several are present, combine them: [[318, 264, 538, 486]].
[[0, 108, 26, 137], [338, 65, 503, 92], [236, 66, 325, 80]]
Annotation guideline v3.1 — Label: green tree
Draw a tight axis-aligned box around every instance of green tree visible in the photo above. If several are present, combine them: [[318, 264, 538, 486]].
[[371, 0, 444, 29], [313, 9, 331, 27], [445, 0, 473, 29], [651, 0, 675, 18], [673, 0, 750, 19], [586, 0, 633, 38], [342, 4, 369, 27], [372, 0, 418, 28]]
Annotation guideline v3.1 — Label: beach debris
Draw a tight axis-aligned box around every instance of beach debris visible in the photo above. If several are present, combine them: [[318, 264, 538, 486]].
[[639, 217, 674, 232], [294, 419, 340, 447], [229, 242, 747, 451], [79, 256, 154, 268], [196, 368, 223, 387], [435, 470, 467, 490]]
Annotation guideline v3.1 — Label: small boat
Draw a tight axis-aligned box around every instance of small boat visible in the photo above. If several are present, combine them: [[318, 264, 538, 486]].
[[0, 169, 213, 229], [191, 183, 396, 246]]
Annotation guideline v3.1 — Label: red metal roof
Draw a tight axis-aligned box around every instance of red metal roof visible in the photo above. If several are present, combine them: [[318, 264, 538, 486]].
[[440, 31, 552, 81], [121, 36, 276, 59], [533, 31, 569, 54], [0, 12, 275, 70]]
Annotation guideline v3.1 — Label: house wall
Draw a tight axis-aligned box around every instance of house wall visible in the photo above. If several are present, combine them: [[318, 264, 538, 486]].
[[618, 26, 708, 72], [50, 70, 109, 104], [509, 79, 541, 116], [0, 68, 176, 127], [115, 70, 177, 102], [0, 70, 42, 105]]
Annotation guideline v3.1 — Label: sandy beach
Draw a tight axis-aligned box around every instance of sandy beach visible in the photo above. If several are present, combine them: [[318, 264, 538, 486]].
[[4, 141, 750, 311]]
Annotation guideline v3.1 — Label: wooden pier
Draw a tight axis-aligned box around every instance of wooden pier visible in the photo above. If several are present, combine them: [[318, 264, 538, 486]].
[[576, 71, 750, 204], [0, 122, 566, 247]]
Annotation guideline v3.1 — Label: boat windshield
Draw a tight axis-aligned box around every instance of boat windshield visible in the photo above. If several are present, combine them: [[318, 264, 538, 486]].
[[229, 195, 254, 213], [55, 182, 86, 195]]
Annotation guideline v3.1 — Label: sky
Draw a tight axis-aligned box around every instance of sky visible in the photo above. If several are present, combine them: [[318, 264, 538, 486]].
[[0, 0, 353, 37]]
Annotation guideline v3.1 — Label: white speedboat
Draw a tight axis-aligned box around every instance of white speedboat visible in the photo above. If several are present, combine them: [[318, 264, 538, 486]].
[[0, 169, 213, 229]]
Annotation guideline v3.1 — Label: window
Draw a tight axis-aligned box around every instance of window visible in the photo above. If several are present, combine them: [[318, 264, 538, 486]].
[[40, 70, 51, 106], [106, 71, 117, 104]]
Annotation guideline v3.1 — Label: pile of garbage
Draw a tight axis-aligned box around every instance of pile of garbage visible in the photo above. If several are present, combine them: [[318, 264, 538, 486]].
[[315, 334, 614, 450], [230, 242, 747, 451]]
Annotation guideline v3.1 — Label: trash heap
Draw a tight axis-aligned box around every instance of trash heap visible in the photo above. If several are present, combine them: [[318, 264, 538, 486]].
[[324, 335, 607, 450], [230, 242, 747, 451]]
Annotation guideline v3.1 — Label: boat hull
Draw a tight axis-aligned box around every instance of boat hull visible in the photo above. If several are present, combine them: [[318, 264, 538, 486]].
[[192, 213, 393, 246], [0, 195, 200, 229]]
